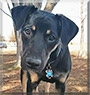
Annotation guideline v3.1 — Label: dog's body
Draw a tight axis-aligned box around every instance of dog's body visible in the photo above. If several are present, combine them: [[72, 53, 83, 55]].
[[11, 5, 79, 95]]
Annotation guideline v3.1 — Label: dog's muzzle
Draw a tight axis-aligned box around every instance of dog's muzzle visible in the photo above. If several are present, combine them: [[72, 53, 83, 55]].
[[26, 57, 41, 69]]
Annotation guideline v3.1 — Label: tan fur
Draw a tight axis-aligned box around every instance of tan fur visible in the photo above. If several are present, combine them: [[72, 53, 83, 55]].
[[22, 70, 28, 92], [59, 77, 66, 83], [32, 89, 36, 93], [32, 87, 38, 93], [32, 25, 36, 31], [59, 72, 69, 83], [28, 70, 38, 83], [46, 30, 51, 34]]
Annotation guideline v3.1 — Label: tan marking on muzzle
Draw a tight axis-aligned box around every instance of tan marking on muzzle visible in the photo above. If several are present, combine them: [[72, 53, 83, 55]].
[[22, 70, 28, 92], [32, 25, 36, 31], [59, 72, 69, 83], [29, 70, 38, 83], [46, 30, 51, 34]]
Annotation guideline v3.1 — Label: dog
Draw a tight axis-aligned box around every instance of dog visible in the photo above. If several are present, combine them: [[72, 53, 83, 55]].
[[11, 5, 79, 95]]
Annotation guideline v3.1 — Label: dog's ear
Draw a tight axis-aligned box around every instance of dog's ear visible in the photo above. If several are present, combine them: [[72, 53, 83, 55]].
[[56, 14, 79, 46], [11, 5, 37, 31]]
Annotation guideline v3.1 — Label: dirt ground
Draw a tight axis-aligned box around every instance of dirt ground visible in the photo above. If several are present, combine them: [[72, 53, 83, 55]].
[[2, 49, 88, 93]]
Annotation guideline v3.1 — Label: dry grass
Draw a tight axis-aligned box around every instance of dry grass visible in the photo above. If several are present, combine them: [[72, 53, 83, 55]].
[[2, 48, 88, 93]]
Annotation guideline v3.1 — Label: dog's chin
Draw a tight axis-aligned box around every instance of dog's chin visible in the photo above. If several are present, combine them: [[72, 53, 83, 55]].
[[26, 64, 41, 73], [26, 63, 46, 74]]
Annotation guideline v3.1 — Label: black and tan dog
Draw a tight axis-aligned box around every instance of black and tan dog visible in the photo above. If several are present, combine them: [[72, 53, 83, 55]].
[[11, 5, 79, 95]]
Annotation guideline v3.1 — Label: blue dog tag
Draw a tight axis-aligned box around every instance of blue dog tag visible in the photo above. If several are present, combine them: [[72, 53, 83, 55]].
[[46, 69, 53, 79]]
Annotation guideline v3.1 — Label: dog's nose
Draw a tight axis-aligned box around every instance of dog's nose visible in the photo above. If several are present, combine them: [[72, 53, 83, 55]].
[[26, 57, 41, 68]]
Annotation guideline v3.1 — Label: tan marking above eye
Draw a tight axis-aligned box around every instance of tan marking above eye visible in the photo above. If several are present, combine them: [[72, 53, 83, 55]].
[[32, 25, 36, 31], [46, 30, 51, 34]]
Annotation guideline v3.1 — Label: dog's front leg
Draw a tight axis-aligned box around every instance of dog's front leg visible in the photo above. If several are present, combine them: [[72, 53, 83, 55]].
[[27, 70, 39, 94], [55, 81, 65, 95], [32, 86, 38, 93], [21, 69, 28, 93]]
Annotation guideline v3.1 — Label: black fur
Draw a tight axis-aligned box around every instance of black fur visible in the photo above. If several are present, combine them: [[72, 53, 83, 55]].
[[11, 5, 79, 95]]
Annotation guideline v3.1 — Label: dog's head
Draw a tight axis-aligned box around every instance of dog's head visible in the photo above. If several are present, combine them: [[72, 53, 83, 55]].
[[11, 5, 78, 73]]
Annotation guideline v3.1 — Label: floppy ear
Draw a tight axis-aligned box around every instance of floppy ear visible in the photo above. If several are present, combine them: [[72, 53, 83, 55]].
[[56, 14, 79, 46], [11, 5, 37, 31]]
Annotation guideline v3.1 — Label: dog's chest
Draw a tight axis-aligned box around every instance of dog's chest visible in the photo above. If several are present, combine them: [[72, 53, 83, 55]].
[[41, 68, 68, 83]]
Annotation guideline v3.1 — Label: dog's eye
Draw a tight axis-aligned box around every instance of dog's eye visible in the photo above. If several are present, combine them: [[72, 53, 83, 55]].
[[24, 29, 31, 35], [48, 34, 56, 42]]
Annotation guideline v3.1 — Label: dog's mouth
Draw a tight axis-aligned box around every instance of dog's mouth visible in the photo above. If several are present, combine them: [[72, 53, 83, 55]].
[[26, 62, 40, 69], [26, 61, 47, 73]]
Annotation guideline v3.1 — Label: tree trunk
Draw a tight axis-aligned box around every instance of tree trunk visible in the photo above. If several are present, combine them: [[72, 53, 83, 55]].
[[79, 0, 86, 57], [44, 0, 58, 12], [81, 0, 84, 50]]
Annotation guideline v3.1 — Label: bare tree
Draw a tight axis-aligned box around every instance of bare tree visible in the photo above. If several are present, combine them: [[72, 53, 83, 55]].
[[9, 30, 16, 42], [0, 35, 5, 41], [11, 0, 59, 11], [79, 0, 87, 58], [7, 0, 60, 66]]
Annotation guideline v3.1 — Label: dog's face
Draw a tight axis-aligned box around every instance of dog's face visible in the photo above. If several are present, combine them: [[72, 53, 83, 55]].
[[21, 11, 60, 72], [11, 5, 78, 73]]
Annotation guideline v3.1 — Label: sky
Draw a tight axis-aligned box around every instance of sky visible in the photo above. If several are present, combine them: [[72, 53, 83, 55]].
[[0, 0, 89, 43]]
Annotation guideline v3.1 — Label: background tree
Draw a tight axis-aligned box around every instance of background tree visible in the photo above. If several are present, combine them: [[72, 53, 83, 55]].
[[11, 0, 59, 12], [0, 35, 5, 41], [9, 30, 16, 42], [79, 0, 87, 58]]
